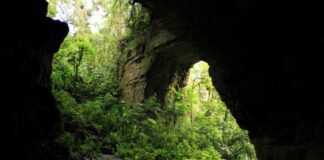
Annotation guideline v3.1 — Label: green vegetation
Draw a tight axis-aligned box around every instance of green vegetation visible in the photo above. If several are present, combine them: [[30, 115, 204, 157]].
[[48, 0, 256, 159]]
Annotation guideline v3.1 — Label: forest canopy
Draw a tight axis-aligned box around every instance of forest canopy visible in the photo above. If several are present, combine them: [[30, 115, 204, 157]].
[[48, 0, 256, 159]]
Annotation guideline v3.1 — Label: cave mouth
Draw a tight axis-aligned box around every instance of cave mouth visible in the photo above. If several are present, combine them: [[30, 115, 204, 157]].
[[47, 0, 256, 159], [164, 60, 257, 159], [4, 0, 324, 159]]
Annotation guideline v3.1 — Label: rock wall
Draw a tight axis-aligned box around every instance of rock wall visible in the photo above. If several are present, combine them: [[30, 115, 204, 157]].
[[0, 0, 69, 159], [120, 0, 324, 159], [119, 25, 200, 104]]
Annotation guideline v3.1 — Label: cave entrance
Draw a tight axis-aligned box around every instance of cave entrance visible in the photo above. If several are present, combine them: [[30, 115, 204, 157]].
[[165, 60, 257, 159], [47, 0, 256, 158]]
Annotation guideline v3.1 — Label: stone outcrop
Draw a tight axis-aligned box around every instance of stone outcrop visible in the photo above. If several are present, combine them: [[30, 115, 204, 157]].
[[1, 0, 68, 159], [119, 26, 200, 104], [120, 0, 324, 159]]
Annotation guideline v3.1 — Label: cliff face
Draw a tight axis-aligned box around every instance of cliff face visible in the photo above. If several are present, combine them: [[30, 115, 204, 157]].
[[120, 1, 324, 159], [1, 0, 69, 159], [119, 26, 200, 104]]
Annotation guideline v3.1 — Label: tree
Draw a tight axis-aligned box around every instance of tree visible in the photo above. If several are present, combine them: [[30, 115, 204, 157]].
[[48, 1, 256, 159]]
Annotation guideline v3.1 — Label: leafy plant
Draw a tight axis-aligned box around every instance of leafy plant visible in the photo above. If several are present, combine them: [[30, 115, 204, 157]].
[[49, 0, 256, 159]]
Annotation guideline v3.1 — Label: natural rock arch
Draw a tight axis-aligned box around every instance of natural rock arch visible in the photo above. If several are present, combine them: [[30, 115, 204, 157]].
[[1, 0, 324, 159], [119, 0, 324, 159]]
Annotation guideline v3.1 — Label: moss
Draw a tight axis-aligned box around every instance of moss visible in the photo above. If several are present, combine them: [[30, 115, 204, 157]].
[[140, 56, 153, 75]]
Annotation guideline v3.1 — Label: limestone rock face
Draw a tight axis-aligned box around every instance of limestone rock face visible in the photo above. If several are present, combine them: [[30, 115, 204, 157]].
[[0, 0, 69, 159], [120, 0, 324, 159], [119, 28, 200, 104]]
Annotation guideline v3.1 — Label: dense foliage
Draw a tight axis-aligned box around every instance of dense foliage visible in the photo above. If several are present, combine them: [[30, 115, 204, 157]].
[[48, 0, 256, 159]]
